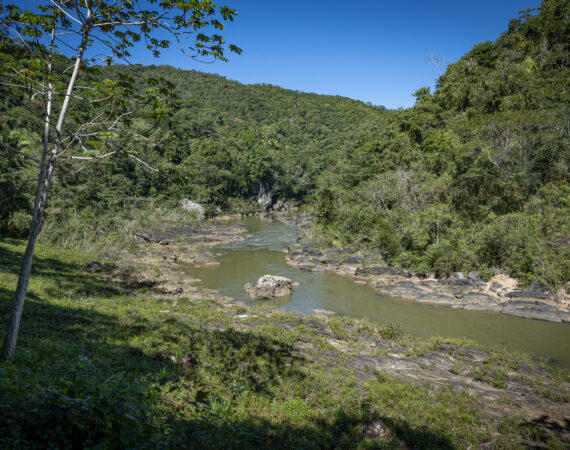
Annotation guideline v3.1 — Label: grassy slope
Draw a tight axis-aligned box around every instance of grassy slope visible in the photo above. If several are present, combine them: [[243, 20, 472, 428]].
[[0, 238, 568, 448]]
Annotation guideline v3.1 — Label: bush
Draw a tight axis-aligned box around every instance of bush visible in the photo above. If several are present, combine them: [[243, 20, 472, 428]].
[[4, 211, 32, 238]]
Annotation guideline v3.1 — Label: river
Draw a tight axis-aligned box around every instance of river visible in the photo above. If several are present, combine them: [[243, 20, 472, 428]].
[[184, 216, 570, 368]]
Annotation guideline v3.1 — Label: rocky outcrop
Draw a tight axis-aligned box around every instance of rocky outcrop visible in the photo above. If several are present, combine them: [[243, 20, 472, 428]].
[[501, 289, 563, 322], [244, 275, 292, 299], [130, 218, 247, 298], [253, 181, 272, 210], [286, 242, 570, 323], [181, 198, 205, 216], [134, 222, 246, 247]]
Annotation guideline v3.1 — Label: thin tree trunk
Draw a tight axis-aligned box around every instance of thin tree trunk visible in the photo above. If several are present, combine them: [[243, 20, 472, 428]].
[[0, 178, 49, 358], [1, 15, 91, 359], [1, 31, 55, 360]]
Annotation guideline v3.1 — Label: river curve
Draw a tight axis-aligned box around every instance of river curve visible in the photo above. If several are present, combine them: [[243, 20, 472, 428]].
[[183, 216, 570, 368]]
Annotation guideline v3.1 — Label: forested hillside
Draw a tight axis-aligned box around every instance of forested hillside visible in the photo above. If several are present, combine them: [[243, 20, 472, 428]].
[[312, 0, 569, 288], [1, 63, 388, 228], [1, 0, 568, 287]]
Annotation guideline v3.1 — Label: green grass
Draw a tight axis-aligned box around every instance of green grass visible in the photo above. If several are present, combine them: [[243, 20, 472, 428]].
[[0, 238, 567, 448]]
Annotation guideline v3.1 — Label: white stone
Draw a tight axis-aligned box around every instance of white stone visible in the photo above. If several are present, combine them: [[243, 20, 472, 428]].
[[181, 198, 205, 215], [244, 274, 292, 299]]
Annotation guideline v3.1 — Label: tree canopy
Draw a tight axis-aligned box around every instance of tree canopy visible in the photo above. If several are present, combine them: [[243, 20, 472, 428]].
[[311, 0, 569, 287], [0, 0, 241, 358]]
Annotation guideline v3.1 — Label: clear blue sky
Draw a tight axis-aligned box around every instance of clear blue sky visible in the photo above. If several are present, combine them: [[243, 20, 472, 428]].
[[18, 0, 542, 109], [158, 0, 541, 108]]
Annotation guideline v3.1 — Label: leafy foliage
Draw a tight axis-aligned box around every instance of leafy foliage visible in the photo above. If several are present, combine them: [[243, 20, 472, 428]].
[[310, 0, 569, 288], [0, 61, 388, 224]]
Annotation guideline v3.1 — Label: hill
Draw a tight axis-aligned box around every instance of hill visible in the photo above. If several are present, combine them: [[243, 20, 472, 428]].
[[310, 0, 569, 288]]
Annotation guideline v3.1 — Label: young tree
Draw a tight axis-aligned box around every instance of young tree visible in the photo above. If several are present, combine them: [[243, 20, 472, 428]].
[[0, 0, 240, 359]]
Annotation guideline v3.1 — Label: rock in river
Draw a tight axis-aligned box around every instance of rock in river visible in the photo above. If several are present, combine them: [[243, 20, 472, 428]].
[[244, 275, 292, 299]]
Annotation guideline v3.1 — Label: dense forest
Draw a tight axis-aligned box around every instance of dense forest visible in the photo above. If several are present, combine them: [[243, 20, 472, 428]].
[[0, 62, 388, 220], [312, 0, 570, 287], [1, 0, 568, 287]]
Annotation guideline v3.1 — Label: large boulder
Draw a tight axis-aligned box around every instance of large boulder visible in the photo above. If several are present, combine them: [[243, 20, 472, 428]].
[[244, 275, 292, 299]]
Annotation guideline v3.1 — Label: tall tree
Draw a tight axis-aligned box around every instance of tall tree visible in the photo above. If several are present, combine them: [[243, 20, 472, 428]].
[[0, 0, 240, 359]]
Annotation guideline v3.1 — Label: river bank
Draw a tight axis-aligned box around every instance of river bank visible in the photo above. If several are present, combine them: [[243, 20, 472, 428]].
[[279, 215, 570, 323], [115, 218, 249, 302], [124, 215, 570, 434], [2, 216, 568, 447]]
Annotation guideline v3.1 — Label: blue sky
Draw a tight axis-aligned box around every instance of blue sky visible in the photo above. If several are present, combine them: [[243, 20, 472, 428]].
[[16, 0, 542, 108], [157, 1, 542, 108]]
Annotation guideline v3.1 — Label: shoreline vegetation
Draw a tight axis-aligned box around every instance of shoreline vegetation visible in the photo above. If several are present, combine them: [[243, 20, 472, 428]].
[[278, 215, 570, 323], [1, 212, 569, 447]]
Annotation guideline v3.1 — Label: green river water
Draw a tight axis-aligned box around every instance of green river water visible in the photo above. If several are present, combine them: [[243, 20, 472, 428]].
[[184, 216, 570, 368]]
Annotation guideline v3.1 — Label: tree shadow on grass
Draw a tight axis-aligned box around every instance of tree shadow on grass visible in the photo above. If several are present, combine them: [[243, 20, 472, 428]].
[[0, 238, 79, 275], [0, 242, 143, 300], [178, 404, 456, 449], [0, 296, 457, 448], [0, 295, 305, 447]]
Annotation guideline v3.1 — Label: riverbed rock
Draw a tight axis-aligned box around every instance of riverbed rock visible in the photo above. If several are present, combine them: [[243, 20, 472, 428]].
[[461, 293, 502, 311], [503, 308, 562, 322], [244, 275, 292, 299], [529, 279, 547, 292], [193, 250, 218, 265], [342, 256, 361, 264], [355, 266, 410, 277], [439, 276, 474, 287], [468, 271, 482, 282], [303, 248, 324, 257], [416, 293, 458, 306], [312, 308, 337, 317], [375, 282, 429, 300], [502, 300, 562, 322], [507, 290, 554, 300]]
